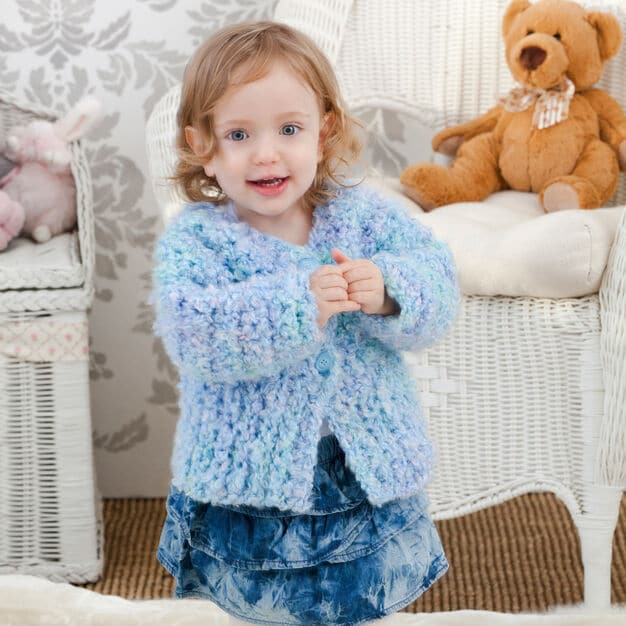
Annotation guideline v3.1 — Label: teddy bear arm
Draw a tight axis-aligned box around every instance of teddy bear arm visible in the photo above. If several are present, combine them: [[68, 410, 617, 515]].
[[581, 89, 626, 151], [432, 105, 502, 155]]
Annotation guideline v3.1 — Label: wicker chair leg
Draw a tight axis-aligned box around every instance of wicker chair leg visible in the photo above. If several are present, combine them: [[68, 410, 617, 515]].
[[577, 484, 622, 608]]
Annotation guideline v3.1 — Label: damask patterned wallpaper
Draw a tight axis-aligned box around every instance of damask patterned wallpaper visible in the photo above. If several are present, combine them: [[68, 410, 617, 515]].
[[2, 0, 430, 497]]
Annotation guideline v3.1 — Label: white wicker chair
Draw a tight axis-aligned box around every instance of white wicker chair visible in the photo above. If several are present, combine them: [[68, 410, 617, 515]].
[[145, 0, 625, 609], [0, 90, 101, 583]]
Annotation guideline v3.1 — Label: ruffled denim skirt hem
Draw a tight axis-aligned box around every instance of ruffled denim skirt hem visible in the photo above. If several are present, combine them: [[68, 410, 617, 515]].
[[157, 433, 448, 626]]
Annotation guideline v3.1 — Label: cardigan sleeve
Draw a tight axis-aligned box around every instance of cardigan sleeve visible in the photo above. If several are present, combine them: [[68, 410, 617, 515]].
[[351, 190, 460, 352], [152, 216, 324, 384]]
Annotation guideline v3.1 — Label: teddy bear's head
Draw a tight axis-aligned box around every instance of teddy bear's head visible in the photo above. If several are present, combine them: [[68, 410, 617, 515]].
[[503, 0, 622, 90]]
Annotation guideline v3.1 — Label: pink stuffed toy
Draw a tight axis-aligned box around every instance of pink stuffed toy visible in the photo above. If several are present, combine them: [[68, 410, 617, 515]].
[[0, 96, 102, 250]]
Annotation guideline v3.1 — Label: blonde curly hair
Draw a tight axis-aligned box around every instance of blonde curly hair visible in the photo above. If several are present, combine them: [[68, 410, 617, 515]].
[[173, 20, 362, 208]]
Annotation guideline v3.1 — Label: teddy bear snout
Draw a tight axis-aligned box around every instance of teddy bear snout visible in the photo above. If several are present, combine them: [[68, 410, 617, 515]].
[[520, 46, 547, 71]]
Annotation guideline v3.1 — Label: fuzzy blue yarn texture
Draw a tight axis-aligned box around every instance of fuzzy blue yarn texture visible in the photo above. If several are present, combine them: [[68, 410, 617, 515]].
[[152, 184, 460, 513]]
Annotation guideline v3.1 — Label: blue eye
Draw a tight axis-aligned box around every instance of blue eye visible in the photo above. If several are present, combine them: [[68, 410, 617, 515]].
[[228, 130, 248, 141], [281, 124, 300, 136]]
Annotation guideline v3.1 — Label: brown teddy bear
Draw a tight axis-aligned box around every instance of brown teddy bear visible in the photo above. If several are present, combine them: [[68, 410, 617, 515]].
[[400, 0, 626, 212]]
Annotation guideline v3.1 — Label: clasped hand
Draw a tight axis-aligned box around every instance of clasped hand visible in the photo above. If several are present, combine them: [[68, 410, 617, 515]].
[[309, 248, 397, 328]]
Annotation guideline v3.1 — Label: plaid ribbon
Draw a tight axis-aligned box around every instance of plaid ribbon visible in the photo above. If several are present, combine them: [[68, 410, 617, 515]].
[[500, 77, 576, 129]]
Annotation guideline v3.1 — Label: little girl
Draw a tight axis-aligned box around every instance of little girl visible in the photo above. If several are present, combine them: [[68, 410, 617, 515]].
[[153, 20, 460, 626]]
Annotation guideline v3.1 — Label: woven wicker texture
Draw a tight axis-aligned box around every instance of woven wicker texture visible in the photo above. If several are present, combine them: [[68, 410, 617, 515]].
[[0, 89, 95, 311], [404, 296, 603, 518], [0, 234, 83, 291], [145, 85, 184, 219], [599, 208, 626, 486], [0, 309, 102, 584], [80, 494, 626, 611], [144, 0, 626, 608]]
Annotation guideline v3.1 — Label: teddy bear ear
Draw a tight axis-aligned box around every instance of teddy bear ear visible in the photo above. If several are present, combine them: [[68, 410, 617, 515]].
[[586, 11, 623, 62], [502, 0, 532, 39]]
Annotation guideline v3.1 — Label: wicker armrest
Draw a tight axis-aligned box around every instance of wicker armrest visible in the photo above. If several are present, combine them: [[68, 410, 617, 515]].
[[598, 207, 626, 487], [70, 140, 95, 307]]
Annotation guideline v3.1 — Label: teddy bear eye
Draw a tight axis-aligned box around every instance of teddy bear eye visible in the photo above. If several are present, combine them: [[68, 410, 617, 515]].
[[526, 29, 534, 35], [553, 32, 561, 40]]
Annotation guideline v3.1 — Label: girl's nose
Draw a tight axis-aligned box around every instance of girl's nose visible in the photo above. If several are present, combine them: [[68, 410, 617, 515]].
[[253, 137, 279, 165]]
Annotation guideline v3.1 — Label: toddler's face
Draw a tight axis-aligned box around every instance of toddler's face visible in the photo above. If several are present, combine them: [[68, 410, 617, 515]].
[[200, 61, 325, 224]]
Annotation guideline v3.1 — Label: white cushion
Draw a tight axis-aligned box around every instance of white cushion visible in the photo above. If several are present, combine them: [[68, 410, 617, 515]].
[[0, 233, 83, 291], [366, 176, 622, 298]]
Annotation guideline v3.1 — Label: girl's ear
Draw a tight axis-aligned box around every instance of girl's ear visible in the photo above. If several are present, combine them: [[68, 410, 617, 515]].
[[185, 125, 205, 155], [318, 113, 333, 163], [185, 125, 215, 177]]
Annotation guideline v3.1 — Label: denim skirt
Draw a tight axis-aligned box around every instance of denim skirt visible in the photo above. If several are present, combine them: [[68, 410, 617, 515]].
[[157, 433, 448, 625]]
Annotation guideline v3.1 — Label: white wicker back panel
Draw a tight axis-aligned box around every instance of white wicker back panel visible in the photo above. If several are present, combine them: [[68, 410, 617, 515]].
[[406, 296, 603, 520], [274, 0, 509, 126], [274, 0, 626, 205], [338, 0, 506, 126], [273, 0, 353, 65], [145, 84, 185, 223]]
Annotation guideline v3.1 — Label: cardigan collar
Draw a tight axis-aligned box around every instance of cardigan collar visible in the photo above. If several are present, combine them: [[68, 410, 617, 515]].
[[209, 197, 336, 264]]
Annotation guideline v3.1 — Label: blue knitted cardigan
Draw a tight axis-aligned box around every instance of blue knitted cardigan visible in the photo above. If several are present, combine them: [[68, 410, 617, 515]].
[[152, 184, 459, 513]]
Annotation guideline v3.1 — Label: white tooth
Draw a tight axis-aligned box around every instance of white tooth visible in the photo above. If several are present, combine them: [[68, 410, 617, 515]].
[[254, 177, 285, 186]]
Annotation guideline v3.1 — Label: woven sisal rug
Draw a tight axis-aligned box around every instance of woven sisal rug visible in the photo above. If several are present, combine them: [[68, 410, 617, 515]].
[[78, 493, 626, 611]]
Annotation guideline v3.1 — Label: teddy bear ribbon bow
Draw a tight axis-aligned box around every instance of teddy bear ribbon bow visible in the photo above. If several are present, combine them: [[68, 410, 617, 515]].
[[500, 77, 576, 129]]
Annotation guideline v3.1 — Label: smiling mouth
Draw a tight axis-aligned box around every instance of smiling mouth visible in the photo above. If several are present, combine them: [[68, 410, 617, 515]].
[[249, 177, 288, 187]]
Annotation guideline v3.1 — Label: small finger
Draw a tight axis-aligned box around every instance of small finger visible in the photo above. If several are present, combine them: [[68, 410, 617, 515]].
[[348, 291, 377, 305], [310, 265, 343, 288], [335, 259, 364, 274], [320, 286, 350, 301], [317, 274, 348, 290], [312, 264, 344, 279], [343, 264, 379, 284], [341, 263, 381, 287], [332, 299, 361, 313], [347, 278, 377, 294]]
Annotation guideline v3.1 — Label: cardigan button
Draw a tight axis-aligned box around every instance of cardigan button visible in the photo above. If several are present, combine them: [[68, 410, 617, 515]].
[[315, 349, 335, 376], [297, 257, 319, 271]]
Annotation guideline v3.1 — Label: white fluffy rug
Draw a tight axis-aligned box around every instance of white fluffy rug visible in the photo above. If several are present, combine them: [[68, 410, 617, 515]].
[[1, 575, 626, 626]]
